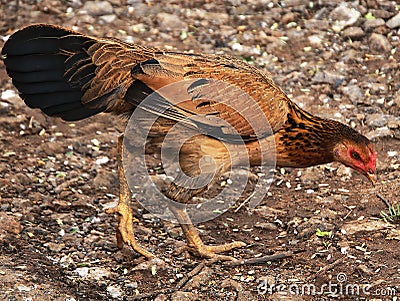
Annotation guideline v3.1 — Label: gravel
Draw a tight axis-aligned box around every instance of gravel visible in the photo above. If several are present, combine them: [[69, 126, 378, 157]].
[[0, 0, 399, 300]]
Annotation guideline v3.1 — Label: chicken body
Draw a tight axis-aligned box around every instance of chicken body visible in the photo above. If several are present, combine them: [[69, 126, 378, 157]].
[[1, 24, 377, 260]]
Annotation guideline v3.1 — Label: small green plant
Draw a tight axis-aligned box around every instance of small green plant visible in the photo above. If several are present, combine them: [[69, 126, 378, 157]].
[[365, 12, 375, 20], [316, 228, 332, 238], [380, 204, 400, 224]]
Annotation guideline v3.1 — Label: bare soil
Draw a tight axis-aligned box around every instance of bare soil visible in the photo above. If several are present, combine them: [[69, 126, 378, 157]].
[[0, 1, 399, 300]]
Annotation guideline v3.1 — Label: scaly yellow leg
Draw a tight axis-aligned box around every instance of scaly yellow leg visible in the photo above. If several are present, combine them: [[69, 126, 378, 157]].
[[106, 134, 155, 259]]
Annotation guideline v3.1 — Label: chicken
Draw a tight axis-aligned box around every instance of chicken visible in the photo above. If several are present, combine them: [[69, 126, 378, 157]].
[[1, 24, 377, 261]]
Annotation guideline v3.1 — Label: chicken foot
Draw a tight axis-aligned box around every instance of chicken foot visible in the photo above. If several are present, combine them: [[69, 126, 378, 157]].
[[106, 134, 155, 259], [169, 204, 246, 261]]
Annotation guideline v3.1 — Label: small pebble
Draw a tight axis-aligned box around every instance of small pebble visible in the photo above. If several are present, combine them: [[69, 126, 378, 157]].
[[386, 12, 400, 29], [107, 285, 123, 299]]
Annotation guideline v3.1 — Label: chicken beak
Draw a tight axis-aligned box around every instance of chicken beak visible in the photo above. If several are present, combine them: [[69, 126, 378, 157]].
[[366, 172, 377, 185]]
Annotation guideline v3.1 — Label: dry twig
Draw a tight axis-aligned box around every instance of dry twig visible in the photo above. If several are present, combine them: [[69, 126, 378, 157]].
[[176, 262, 206, 289], [225, 252, 292, 267]]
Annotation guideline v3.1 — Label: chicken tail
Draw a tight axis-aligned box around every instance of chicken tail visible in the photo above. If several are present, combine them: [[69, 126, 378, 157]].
[[2, 24, 106, 121]]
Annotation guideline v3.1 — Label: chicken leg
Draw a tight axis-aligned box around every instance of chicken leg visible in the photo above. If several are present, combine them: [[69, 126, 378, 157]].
[[168, 203, 245, 261], [107, 134, 155, 259]]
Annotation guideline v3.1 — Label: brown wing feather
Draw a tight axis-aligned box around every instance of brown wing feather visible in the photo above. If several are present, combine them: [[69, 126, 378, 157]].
[[129, 52, 291, 138], [80, 40, 155, 108]]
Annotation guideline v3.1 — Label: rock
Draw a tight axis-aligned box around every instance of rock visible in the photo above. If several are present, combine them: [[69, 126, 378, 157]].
[[341, 84, 365, 104], [387, 116, 400, 129], [184, 267, 213, 290], [16, 284, 31, 292], [221, 279, 253, 301], [231, 42, 261, 56], [95, 156, 110, 165], [157, 13, 188, 31], [280, 0, 306, 7], [155, 294, 168, 301], [386, 228, 400, 240], [357, 264, 374, 275], [281, 12, 297, 25], [368, 82, 388, 95], [339, 49, 359, 63], [171, 291, 197, 301], [308, 34, 323, 45], [108, 0, 122, 5], [336, 166, 352, 181], [82, 1, 113, 16], [304, 19, 330, 31], [99, 14, 116, 23], [70, 0, 83, 8], [394, 92, 400, 107], [254, 222, 278, 231], [163, 223, 182, 238], [342, 26, 364, 39], [369, 9, 395, 19], [131, 23, 146, 33], [386, 12, 400, 29], [131, 258, 168, 271], [299, 166, 325, 184], [329, 3, 361, 31], [44, 242, 65, 252], [363, 18, 385, 30], [14, 172, 31, 185], [0, 212, 22, 236], [365, 113, 388, 128], [366, 126, 393, 140], [93, 169, 118, 188], [342, 219, 393, 235], [74, 267, 111, 280], [253, 206, 287, 219], [107, 285, 123, 299], [0, 101, 10, 114], [39, 141, 65, 155], [1, 89, 18, 101], [312, 70, 344, 85], [368, 33, 392, 52]]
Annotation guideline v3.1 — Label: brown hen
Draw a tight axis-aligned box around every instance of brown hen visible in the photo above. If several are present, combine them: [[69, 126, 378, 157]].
[[1, 24, 377, 260]]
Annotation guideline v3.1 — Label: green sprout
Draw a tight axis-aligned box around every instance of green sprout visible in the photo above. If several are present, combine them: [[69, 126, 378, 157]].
[[380, 204, 400, 224], [316, 228, 332, 238], [377, 194, 399, 224], [365, 12, 375, 20]]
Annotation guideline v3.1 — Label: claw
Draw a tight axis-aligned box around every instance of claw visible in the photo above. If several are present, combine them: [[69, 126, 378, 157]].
[[106, 201, 155, 259], [177, 240, 246, 261], [106, 134, 155, 259]]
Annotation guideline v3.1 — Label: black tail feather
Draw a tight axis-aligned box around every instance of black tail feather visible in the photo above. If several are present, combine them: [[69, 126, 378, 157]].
[[2, 24, 105, 121], [13, 80, 73, 95], [21, 91, 82, 109], [2, 24, 70, 55], [5, 54, 65, 72], [5, 69, 65, 83]]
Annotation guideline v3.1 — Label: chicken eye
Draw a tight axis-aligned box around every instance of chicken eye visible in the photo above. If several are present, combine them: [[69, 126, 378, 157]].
[[351, 151, 361, 161]]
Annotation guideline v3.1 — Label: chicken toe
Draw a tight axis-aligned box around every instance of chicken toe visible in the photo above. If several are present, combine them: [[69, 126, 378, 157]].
[[169, 205, 245, 260]]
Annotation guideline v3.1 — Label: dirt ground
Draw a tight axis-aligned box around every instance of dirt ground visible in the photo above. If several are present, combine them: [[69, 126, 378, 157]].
[[0, 0, 399, 300]]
